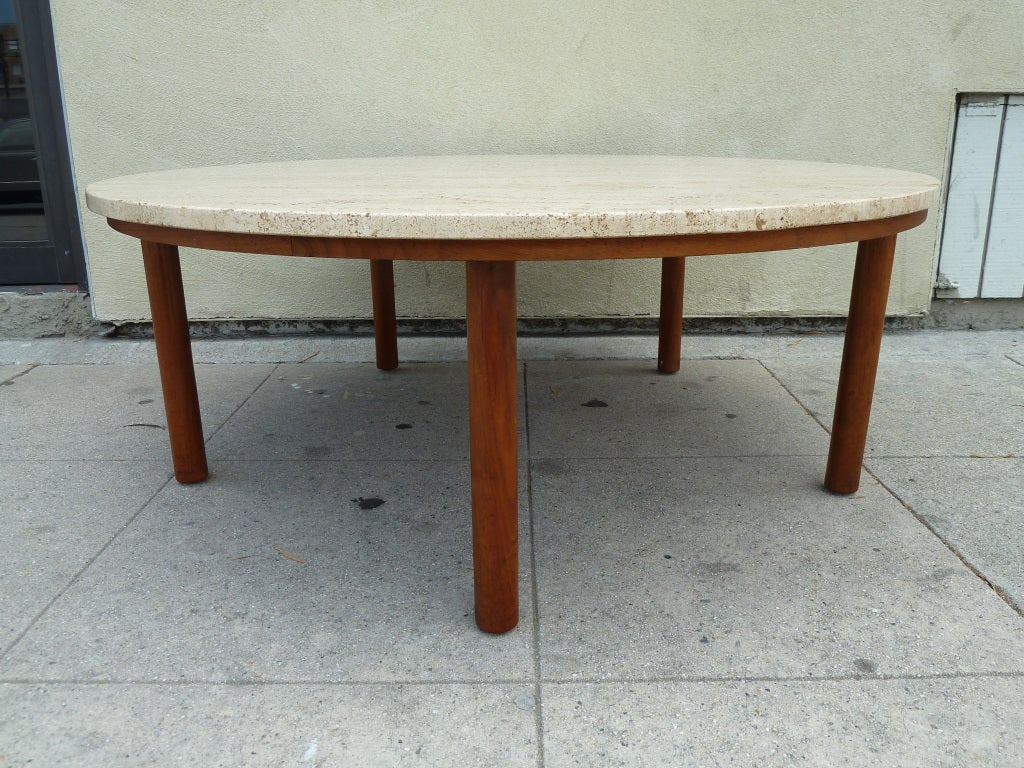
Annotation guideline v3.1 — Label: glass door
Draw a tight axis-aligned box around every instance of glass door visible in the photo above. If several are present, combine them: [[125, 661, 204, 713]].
[[0, 0, 84, 286]]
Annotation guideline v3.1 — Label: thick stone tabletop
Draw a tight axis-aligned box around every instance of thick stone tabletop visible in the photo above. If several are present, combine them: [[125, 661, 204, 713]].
[[86, 155, 940, 241]]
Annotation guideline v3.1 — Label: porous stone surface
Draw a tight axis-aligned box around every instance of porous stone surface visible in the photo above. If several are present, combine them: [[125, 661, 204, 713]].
[[86, 155, 939, 240]]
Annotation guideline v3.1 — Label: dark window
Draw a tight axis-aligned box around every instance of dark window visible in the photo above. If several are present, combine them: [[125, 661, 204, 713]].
[[0, 0, 86, 286]]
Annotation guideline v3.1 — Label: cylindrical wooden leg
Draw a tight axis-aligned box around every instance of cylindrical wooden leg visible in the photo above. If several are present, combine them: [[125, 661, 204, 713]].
[[657, 256, 686, 373], [465, 260, 519, 633], [824, 235, 897, 494], [141, 241, 208, 484], [371, 259, 399, 370]]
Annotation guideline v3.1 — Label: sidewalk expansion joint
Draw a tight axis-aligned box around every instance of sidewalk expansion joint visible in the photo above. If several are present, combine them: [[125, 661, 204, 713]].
[[539, 670, 1024, 686], [203, 365, 275, 445], [0, 473, 176, 661], [757, 360, 833, 436], [523, 363, 547, 768], [0, 678, 538, 687], [0, 363, 40, 384], [867, 467, 1024, 619]]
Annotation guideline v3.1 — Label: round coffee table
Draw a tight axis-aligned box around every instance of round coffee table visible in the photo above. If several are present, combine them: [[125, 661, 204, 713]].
[[87, 155, 940, 633]]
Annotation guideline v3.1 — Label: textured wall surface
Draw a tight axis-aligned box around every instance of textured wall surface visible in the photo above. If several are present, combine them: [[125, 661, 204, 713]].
[[51, 1, 1024, 322]]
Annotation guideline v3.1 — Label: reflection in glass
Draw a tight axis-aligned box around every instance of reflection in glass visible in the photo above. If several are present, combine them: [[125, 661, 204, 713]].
[[0, 0, 46, 242]]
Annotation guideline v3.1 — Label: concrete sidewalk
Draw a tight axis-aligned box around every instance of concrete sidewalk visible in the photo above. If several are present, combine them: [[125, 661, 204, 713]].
[[1, 330, 1022, 766]]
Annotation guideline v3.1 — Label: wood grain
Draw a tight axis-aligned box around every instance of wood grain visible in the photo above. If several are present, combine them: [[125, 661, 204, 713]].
[[370, 259, 399, 370], [140, 241, 208, 484], [824, 235, 897, 494], [465, 260, 519, 633], [658, 256, 686, 373]]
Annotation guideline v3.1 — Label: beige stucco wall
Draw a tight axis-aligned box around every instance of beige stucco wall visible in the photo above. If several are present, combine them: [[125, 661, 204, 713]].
[[51, 1, 1024, 323]]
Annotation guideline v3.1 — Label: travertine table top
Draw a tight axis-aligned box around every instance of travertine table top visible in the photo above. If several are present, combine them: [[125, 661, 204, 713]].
[[86, 155, 939, 240]]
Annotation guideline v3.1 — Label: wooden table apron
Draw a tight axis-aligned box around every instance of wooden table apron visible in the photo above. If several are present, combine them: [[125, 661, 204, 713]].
[[107, 209, 927, 634]]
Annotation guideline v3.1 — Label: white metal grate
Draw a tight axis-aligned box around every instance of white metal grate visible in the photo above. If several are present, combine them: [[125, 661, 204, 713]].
[[936, 94, 1024, 299]]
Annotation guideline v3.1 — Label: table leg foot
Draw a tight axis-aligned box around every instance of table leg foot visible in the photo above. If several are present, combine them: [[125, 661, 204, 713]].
[[141, 241, 208, 484], [657, 256, 686, 373], [466, 260, 519, 633], [371, 259, 399, 370], [824, 235, 897, 494]]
